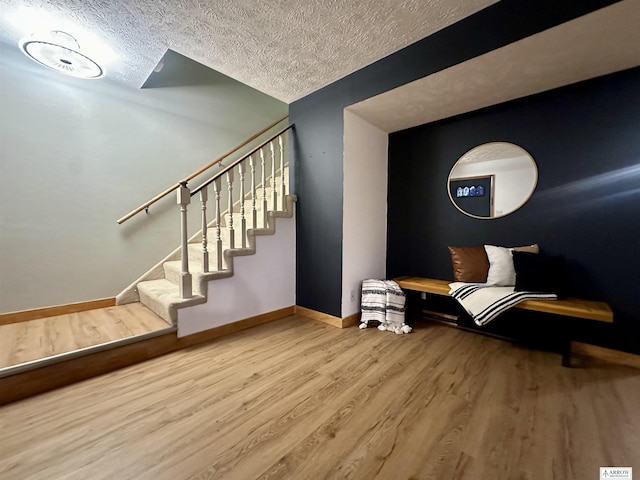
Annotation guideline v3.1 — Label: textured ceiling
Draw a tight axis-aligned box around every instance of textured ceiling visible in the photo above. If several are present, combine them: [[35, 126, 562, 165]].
[[457, 143, 531, 165], [349, 0, 640, 132], [0, 0, 497, 103]]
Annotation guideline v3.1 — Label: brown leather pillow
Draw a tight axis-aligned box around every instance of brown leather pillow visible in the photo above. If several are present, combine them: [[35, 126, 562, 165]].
[[448, 246, 490, 282]]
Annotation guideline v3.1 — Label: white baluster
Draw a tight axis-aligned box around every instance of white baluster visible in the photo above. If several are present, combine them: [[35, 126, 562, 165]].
[[177, 182, 192, 298], [260, 147, 267, 227], [213, 178, 223, 271], [238, 162, 247, 248], [249, 154, 257, 229], [200, 186, 209, 273], [279, 134, 286, 210], [226, 170, 235, 249], [270, 140, 277, 211]]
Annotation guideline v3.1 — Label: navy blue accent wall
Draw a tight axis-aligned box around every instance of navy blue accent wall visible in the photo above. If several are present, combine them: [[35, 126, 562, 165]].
[[289, 0, 621, 318], [388, 67, 640, 353]]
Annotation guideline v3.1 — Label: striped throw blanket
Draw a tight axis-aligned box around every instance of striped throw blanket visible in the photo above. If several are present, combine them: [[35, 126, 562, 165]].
[[449, 282, 557, 326], [360, 279, 412, 334]]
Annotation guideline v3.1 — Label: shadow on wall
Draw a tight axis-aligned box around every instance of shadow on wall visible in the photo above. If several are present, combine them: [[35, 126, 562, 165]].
[[143, 49, 246, 89]]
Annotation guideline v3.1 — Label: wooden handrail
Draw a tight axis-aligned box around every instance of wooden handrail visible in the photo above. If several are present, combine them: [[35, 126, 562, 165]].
[[190, 124, 293, 197], [116, 115, 288, 224]]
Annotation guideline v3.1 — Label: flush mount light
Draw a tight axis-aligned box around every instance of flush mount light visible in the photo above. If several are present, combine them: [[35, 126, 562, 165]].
[[19, 30, 104, 79]]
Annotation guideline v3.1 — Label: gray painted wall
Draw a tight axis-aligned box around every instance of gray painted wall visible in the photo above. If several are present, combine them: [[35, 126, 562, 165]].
[[0, 43, 287, 313]]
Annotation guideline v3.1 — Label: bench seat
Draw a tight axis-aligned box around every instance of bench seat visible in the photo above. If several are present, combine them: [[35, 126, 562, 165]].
[[394, 276, 613, 323]]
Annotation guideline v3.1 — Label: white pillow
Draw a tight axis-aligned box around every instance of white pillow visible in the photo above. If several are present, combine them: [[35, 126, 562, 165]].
[[484, 245, 516, 286]]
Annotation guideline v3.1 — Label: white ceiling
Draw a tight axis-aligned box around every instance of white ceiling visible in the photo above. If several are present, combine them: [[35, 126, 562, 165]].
[[0, 0, 497, 103], [349, 0, 640, 132]]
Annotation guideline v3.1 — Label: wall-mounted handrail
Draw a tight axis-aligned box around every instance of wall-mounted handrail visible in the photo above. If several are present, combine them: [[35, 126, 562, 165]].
[[190, 124, 293, 197], [116, 115, 288, 224]]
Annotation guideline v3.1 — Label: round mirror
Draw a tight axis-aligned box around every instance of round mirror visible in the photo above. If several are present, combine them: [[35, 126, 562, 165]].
[[448, 142, 537, 219]]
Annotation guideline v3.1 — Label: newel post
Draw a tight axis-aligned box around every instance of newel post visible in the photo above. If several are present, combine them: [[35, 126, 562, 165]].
[[200, 186, 209, 273], [226, 170, 235, 249], [213, 178, 223, 271], [177, 182, 192, 299]]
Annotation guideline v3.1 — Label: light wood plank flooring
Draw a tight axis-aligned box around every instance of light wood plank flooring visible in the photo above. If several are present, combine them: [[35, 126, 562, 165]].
[[0, 315, 638, 480], [0, 303, 170, 369]]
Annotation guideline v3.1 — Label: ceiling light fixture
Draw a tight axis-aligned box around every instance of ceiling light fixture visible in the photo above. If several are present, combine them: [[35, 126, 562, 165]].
[[19, 30, 104, 79]]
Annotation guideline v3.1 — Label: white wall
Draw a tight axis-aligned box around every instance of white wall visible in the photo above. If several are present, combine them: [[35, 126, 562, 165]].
[[341, 110, 389, 318], [178, 214, 296, 336], [0, 43, 286, 313]]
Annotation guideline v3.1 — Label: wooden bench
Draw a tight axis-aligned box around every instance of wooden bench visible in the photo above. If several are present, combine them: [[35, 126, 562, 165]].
[[394, 276, 613, 365]]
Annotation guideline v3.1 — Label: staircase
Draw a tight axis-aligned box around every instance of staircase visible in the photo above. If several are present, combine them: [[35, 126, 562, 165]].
[[116, 121, 295, 326], [0, 119, 296, 405]]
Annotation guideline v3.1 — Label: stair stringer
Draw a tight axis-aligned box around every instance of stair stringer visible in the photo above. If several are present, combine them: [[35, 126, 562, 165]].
[[121, 194, 296, 325]]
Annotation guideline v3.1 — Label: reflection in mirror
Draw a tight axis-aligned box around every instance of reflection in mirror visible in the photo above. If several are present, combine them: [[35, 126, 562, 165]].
[[448, 142, 538, 219]]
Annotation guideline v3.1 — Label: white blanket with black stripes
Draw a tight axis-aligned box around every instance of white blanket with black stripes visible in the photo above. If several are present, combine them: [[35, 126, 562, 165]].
[[360, 279, 412, 334], [449, 282, 557, 326]]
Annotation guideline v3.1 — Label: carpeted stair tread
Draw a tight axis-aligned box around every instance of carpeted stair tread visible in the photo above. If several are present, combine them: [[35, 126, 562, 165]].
[[118, 191, 296, 322], [163, 260, 230, 286], [137, 279, 205, 324]]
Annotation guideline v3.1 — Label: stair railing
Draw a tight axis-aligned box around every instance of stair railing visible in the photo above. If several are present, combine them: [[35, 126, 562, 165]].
[[116, 115, 288, 225], [180, 125, 292, 297], [118, 122, 293, 299]]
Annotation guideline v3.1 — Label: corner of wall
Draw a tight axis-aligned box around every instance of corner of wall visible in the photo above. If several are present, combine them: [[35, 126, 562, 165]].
[[341, 109, 389, 318]]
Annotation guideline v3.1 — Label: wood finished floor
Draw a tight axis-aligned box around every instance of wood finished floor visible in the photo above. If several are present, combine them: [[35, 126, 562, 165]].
[[0, 303, 170, 369], [0, 314, 638, 480]]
